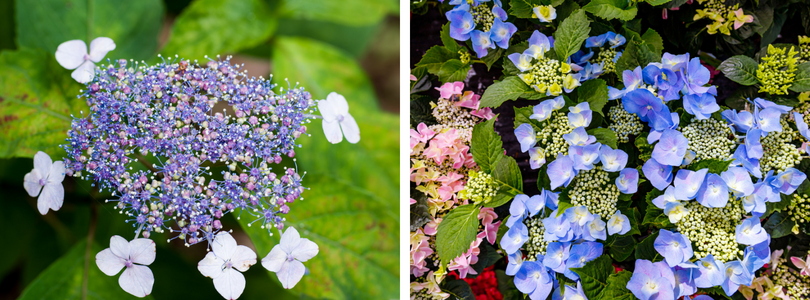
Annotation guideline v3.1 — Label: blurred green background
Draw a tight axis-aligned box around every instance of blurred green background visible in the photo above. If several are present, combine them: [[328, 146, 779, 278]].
[[0, 0, 400, 299]]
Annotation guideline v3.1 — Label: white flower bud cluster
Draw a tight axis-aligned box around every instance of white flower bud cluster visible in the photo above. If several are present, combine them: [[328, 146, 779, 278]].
[[524, 216, 549, 260], [569, 166, 620, 218], [794, 102, 810, 125], [772, 258, 810, 300], [595, 48, 618, 74], [469, 1, 495, 32], [464, 171, 498, 204], [536, 111, 575, 158], [524, 58, 566, 91], [676, 198, 745, 262], [410, 285, 448, 300], [608, 105, 643, 143], [789, 193, 810, 229], [432, 98, 483, 136], [682, 118, 735, 161], [760, 119, 801, 174]]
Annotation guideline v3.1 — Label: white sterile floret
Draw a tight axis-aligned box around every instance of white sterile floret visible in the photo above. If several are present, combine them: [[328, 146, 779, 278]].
[[96, 235, 156, 298], [198, 232, 258, 300], [55, 37, 116, 83], [261, 227, 319, 289], [318, 92, 360, 144], [23, 151, 66, 215]]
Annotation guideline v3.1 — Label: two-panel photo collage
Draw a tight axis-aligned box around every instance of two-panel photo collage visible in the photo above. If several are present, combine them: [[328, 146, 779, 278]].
[[1, 0, 809, 299]]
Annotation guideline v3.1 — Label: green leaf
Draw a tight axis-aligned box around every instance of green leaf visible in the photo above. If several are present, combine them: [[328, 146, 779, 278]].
[[162, 0, 276, 61], [641, 29, 664, 56], [582, 0, 638, 21], [514, 106, 543, 132], [411, 186, 432, 231], [480, 76, 532, 108], [15, 0, 164, 61], [635, 231, 663, 262], [487, 156, 523, 207], [553, 9, 591, 62], [437, 59, 472, 83], [416, 46, 458, 75], [437, 204, 481, 263], [571, 255, 613, 299], [0, 49, 86, 158], [576, 79, 609, 116], [790, 62, 810, 93], [508, 0, 544, 18], [763, 211, 795, 238], [411, 94, 438, 127], [602, 270, 635, 300], [282, 0, 393, 26], [645, 0, 672, 5], [615, 41, 659, 77], [482, 48, 505, 71], [606, 234, 636, 262], [442, 279, 475, 300], [471, 118, 505, 174], [687, 159, 733, 174], [718, 56, 760, 86], [240, 36, 398, 299], [469, 243, 502, 278], [18, 239, 153, 300], [441, 23, 462, 53], [587, 128, 618, 149]]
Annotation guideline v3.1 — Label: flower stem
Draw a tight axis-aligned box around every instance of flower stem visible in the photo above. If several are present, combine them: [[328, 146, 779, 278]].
[[82, 202, 98, 300]]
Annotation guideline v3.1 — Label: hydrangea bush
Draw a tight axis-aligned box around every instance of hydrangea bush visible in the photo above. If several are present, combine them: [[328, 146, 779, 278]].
[[411, 0, 810, 299]]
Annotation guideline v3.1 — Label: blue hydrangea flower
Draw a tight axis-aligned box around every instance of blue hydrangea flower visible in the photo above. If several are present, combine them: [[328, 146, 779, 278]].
[[746, 237, 771, 270], [643, 158, 673, 190], [616, 168, 639, 194], [506, 251, 524, 276], [471, 30, 496, 58], [569, 143, 601, 170], [579, 62, 604, 82], [563, 126, 596, 146], [585, 33, 608, 48], [694, 254, 725, 288], [682, 57, 713, 95], [567, 102, 592, 128], [745, 128, 764, 159], [720, 167, 755, 197], [543, 211, 574, 242], [722, 260, 753, 296], [683, 93, 720, 120], [721, 109, 755, 133], [542, 189, 560, 210], [548, 154, 577, 189], [622, 89, 673, 131], [510, 194, 543, 220], [654, 229, 693, 267], [652, 186, 678, 209], [529, 147, 546, 170], [562, 282, 588, 300], [514, 260, 554, 300], [490, 18, 517, 49], [768, 167, 807, 195], [609, 67, 644, 100], [607, 210, 631, 235], [673, 265, 697, 298], [742, 182, 769, 216], [796, 112, 810, 139], [564, 242, 603, 280], [755, 106, 784, 134], [652, 129, 688, 166], [659, 53, 689, 71], [627, 259, 676, 300], [501, 221, 529, 254], [605, 32, 626, 48], [642, 65, 682, 101], [674, 168, 708, 200], [564, 206, 594, 227], [697, 173, 730, 208], [515, 123, 537, 153], [583, 214, 607, 241], [646, 112, 680, 143], [735, 217, 769, 246], [543, 242, 570, 273], [599, 145, 628, 172], [508, 53, 534, 73], [732, 144, 762, 178], [446, 10, 475, 40], [755, 98, 792, 113], [524, 30, 552, 59]]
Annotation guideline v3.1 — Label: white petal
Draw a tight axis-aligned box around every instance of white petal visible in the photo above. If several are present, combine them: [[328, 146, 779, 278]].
[[198, 252, 226, 279], [322, 119, 343, 144], [71, 60, 96, 84], [261, 246, 287, 272], [326, 92, 349, 116], [292, 238, 318, 262], [88, 37, 115, 62], [119, 265, 154, 298], [317, 99, 337, 122], [55, 40, 88, 69], [212, 232, 237, 260], [128, 239, 156, 266], [213, 268, 246, 300], [40, 183, 64, 212], [96, 248, 126, 276], [276, 259, 305, 289], [33, 151, 52, 177], [110, 235, 131, 260], [230, 245, 257, 272], [339, 114, 360, 144], [23, 170, 43, 197], [279, 227, 302, 253], [47, 161, 65, 184]]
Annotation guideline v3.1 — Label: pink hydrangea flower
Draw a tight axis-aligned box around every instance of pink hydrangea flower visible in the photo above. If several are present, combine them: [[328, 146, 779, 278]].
[[436, 82, 464, 99], [424, 218, 441, 235], [478, 207, 501, 245]]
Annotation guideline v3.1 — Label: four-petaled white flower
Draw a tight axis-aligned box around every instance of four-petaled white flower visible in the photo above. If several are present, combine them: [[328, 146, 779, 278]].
[[198, 232, 257, 300], [55, 37, 116, 83], [23, 151, 65, 215], [96, 235, 156, 298], [261, 227, 319, 289], [318, 92, 360, 144]]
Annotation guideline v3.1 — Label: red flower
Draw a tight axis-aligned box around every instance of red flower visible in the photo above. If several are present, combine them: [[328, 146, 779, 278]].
[[461, 266, 503, 300]]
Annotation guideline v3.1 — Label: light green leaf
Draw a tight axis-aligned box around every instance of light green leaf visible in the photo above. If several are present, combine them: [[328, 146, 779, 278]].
[[19, 239, 154, 300], [441, 23, 462, 53], [587, 128, 618, 150], [416, 46, 458, 75], [162, 0, 276, 61], [582, 0, 638, 21], [790, 62, 810, 92], [718, 55, 759, 86], [570, 255, 612, 299], [471, 118, 505, 174], [238, 36, 398, 299], [687, 159, 733, 174], [615, 41, 659, 77], [553, 9, 591, 61], [437, 204, 481, 263], [645, 0, 672, 6], [641, 29, 664, 56], [481, 48, 505, 71], [0, 49, 86, 158], [487, 157, 523, 207], [576, 79, 608, 116], [282, 0, 394, 26], [602, 270, 635, 300], [15, 0, 163, 61], [480, 76, 533, 108], [437, 59, 471, 83], [508, 0, 544, 19]]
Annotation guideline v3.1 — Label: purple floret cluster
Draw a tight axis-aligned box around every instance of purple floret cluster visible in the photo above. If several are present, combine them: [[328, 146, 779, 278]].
[[61, 56, 315, 246]]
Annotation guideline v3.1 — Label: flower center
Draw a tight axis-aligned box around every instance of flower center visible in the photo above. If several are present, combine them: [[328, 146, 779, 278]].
[[124, 259, 134, 268], [83, 54, 91, 61], [287, 253, 295, 262]]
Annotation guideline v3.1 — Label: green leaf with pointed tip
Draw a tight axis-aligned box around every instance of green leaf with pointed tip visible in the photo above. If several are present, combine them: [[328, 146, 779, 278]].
[[587, 128, 618, 150], [576, 79, 609, 116], [480, 76, 533, 108], [718, 55, 759, 86], [237, 36, 398, 299], [582, 0, 638, 21], [437, 59, 472, 83], [635, 231, 663, 262], [790, 62, 810, 93], [472, 117, 505, 174], [553, 10, 591, 61], [437, 204, 481, 263], [0, 49, 87, 158], [763, 211, 795, 238], [18, 239, 154, 300], [416, 46, 458, 75], [615, 41, 659, 78], [162, 0, 277, 62], [602, 270, 635, 300], [641, 29, 664, 56], [15, 0, 164, 61], [282, 0, 394, 26], [571, 255, 612, 299], [441, 23, 462, 53], [489, 156, 523, 207], [508, 0, 544, 19]]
